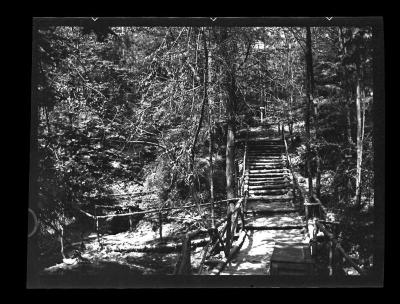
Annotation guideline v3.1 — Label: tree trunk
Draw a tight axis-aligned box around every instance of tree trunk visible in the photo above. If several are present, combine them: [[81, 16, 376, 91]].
[[60, 225, 66, 260], [338, 27, 354, 146], [218, 27, 238, 253], [203, 28, 215, 227], [355, 65, 364, 208], [305, 26, 314, 194], [226, 123, 235, 201], [190, 36, 209, 214]]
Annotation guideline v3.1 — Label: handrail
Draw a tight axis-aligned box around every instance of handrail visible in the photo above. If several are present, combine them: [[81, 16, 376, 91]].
[[282, 130, 366, 276], [175, 198, 246, 274], [282, 131, 307, 209], [241, 132, 249, 197], [92, 198, 239, 219], [315, 221, 366, 276]]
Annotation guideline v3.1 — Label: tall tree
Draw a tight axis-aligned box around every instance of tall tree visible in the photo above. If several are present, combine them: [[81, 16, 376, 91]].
[[305, 26, 314, 194]]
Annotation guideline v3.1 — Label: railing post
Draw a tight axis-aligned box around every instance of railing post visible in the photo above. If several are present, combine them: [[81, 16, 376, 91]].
[[305, 205, 309, 221], [177, 234, 191, 274], [94, 206, 101, 249], [159, 211, 163, 240], [129, 207, 133, 232], [225, 213, 232, 257], [328, 240, 333, 276]]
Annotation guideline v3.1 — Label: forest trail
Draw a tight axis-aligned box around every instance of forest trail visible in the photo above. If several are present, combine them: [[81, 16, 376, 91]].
[[220, 127, 307, 275]]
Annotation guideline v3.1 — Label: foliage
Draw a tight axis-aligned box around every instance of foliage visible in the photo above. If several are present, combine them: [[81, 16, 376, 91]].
[[33, 25, 374, 268]]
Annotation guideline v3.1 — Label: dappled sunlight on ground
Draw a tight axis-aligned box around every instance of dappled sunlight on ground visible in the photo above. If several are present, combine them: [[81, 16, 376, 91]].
[[220, 229, 306, 275], [43, 220, 186, 276], [246, 213, 304, 228]]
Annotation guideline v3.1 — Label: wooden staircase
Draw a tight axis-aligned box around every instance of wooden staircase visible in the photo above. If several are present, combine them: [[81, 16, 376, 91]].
[[220, 128, 310, 275], [244, 138, 300, 223]]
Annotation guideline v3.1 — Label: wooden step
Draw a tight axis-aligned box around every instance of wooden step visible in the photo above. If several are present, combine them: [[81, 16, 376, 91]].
[[245, 177, 290, 182], [248, 152, 282, 155], [246, 173, 290, 178], [249, 143, 284, 147], [248, 184, 290, 190], [248, 165, 284, 170], [270, 243, 314, 276], [247, 165, 284, 168], [244, 213, 304, 230], [247, 159, 284, 162], [249, 189, 289, 196], [247, 138, 283, 142], [245, 200, 297, 213], [247, 156, 283, 159], [247, 163, 284, 167], [248, 147, 283, 151], [249, 146, 283, 149], [248, 169, 290, 173], [247, 160, 284, 164], [247, 194, 293, 201], [247, 180, 290, 186], [247, 164, 285, 167], [245, 224, 305, 231]]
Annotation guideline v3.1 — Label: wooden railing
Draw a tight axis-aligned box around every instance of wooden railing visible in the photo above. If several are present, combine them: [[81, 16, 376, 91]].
[[282, 131, 312, 214], [282, 130, 366, 276], [311, 195, 366, 276], [78, 198, 239, 248], [175, 130, 250, 275], [174, 197, 247, 275]]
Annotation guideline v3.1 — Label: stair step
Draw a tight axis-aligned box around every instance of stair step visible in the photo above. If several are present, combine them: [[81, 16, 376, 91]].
[[248, 165, 284, 170], [247, 163, 284, 166], [249, 147, 283, 151], [247, 164, 285, 167], [247, 160, 284, 163], [248, 148, 283, 151], [247, 180, 290, 186], [246, 173, 290, 178], [249, 152, 283, 155], [248, 169, 290, 173], [247, 156, 283, 159], [244, 213, 304, 230], [248, 162, 284, 166], [246, 170, 288, 173], [247, 138, 283, 142], [248, 184, 290, 190], [246, 177, 289, 182], [247, 194, 293, 201], [249, 190, 289, 196], [247, 165, 284, 168], [249, 143, 284, 146], [245, 200, 296, 212], [245, 224, 305, 231]]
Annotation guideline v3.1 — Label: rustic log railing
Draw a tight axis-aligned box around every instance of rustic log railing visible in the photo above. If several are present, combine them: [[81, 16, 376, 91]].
[[282, 131, 312, 215], [282, 130, 366, 276], [174, 196, 249, 275], [78, 198, 239, 248], [311, 195, 366, 276], [193, 135, 250, 275]]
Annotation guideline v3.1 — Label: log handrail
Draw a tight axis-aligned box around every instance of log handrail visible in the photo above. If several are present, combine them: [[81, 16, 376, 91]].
[[315, 221, 366, 276], [283, 131, 365, 276], [175, 198, 245, 274], [91, 198, 240, 219], [282, 131, 309, 210]]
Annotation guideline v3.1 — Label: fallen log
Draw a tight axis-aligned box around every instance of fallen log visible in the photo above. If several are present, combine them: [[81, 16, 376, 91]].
[[114, 237, 210, 254]]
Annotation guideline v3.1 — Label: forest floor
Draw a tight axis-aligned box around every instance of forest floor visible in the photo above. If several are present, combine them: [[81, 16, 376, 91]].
[[41, 216, 210, 277]]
